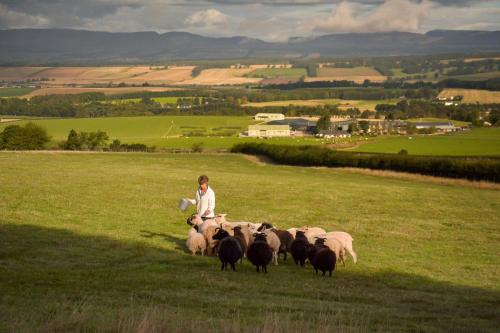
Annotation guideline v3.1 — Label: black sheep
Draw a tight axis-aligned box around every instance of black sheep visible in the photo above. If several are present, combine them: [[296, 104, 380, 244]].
[[232, 226, 248, 262], [212, 228, 243, 272], [310, 238, 336, 277], [290, 230, 310, 267], [247, 233, 273, 273], [257, 223, 293, 261]]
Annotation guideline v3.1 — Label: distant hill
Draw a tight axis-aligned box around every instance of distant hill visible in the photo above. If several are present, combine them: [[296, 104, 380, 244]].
[[0, 29, 499, 65]]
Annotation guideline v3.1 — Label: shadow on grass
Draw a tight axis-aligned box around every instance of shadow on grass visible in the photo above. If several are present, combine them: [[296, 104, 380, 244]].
[[1, 224, 499, 332], [139, 229, 186, 252]]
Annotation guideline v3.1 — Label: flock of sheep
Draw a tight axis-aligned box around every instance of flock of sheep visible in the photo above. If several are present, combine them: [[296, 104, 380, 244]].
[[186, 214, 357, 276]]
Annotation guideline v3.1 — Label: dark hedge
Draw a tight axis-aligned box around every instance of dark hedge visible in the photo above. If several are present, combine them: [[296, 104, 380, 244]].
[[231, 143, 500, 182]]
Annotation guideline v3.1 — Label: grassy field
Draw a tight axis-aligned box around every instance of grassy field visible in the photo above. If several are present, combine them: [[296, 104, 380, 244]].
[[0, 115, 358, 149], [407, 118, 471, 127], [0, 87, 38, 97], [245, 68, 307, 78], [0, 116, 257, 148], [438, 88, 500, 104], [349, 128, 500, 156], [0, 152, 499, 332], [446, 71, 500, 81]]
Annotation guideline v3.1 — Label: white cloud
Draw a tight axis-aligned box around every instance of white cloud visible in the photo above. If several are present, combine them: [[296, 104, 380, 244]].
[[0, 4, 50, 28], [185, 9, 229, 27], [314, 0, 435, 33]]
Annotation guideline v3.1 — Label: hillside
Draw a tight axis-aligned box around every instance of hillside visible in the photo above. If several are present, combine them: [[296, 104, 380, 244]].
[[1, 29, 499, 65]]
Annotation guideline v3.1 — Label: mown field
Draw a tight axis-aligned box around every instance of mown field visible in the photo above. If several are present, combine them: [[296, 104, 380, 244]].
[[349, 128, 500, 156], [0, 152, 499, 332], [438, 88, 500, 104]]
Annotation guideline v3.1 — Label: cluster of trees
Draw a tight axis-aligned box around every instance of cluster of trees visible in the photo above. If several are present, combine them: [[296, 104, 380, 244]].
[[62, 129, 109, 150], [0, 122, 50, 150], [109, 139, 155, 152], [231, 143, 500, 182], [62, 130, 155, 152], [375, 100, 500, 125], [446, 59, 500, 76]]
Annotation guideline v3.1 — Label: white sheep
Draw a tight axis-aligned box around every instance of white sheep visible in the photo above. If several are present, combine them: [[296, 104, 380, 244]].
[[318, 231, 357, 264], [287, 227, 297, 238], [299, 226, 327, 244], [263, 229, 281, 265], [186, 226, 207, 255], [190, 215, 218, 234]]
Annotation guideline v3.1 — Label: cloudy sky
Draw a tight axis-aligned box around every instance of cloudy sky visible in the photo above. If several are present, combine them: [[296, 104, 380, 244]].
[[0, 0, 499, 41]]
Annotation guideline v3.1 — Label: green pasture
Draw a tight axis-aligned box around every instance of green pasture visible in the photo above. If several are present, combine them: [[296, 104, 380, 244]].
[[245, 67, 307, 78], [407, 118, 471, 127], [0, 152, 499, 332], [349, 128, 500, 156], [0, 87, 37, 98]]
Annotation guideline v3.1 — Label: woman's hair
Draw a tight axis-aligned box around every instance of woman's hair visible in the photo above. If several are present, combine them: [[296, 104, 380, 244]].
[[198, 175, 209, 185]]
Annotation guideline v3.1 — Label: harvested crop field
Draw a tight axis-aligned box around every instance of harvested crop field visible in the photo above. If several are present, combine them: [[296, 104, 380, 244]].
[[306, 67, 386, 83], [438, 88, 500, 104], [0, 66, 194, 85], [243, 99, 397, 110], [22, 86, 184, 98], [180, 68, 262, 85]]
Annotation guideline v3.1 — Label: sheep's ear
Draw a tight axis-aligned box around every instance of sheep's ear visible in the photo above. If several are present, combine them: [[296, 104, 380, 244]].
[[215, 227, 220, 232]]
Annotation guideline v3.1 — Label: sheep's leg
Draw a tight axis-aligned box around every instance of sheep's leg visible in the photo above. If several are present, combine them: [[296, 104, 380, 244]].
[[231, 263, 236, 271], [274, 252, 278, 265], [346, 244, 357, 263], [256, 266, 260, 273], [329, 270, 332, 277], [284, 251, 287, 261], [264, 265, 267, 273], [221, 262, 225, 271], [315, 268, 318, 275]]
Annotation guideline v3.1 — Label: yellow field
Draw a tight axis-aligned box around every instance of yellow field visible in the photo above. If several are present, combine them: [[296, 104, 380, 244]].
[[438, 88, 500, 104], [22, 86, 184, 98], [463, 57, 500, 63], [306, 67, 386, 83], [242, 98, 396, 110], [0, 66, 194, 85]]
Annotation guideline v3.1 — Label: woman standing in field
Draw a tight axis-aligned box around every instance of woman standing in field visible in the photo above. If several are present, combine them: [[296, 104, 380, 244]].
[[187, 175, 215, 221]]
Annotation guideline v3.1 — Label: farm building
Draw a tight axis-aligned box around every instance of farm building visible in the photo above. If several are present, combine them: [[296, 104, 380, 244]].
[[247, 124, 290, 137], [266, 118, 317, 135], [364, 120, 407, 134], [254, 113, 285, 121], [414, 122, 457, 132]]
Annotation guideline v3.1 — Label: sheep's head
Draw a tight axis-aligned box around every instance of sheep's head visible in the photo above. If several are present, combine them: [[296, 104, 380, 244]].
[[253, 232, 267, 242], [233, 226, 242, 234], [314, 237, 327, 246], [295, 230, 307, 240], [212, 228, 230, 240], [257, 222, 273, 232], [189, 215, 204, 226], [215, 214, 227, 225], [298, 226, 309, 232]]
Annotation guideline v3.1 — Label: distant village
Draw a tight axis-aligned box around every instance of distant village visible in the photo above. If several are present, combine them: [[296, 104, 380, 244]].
[[242, 112, 464, 139]]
